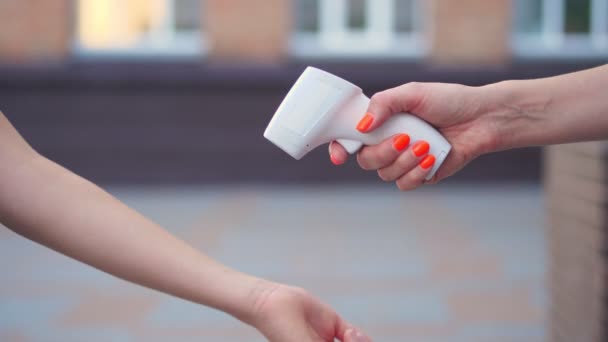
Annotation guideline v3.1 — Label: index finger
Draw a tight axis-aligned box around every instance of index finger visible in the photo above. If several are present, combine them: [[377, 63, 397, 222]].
[[356, 82, 427, 133]]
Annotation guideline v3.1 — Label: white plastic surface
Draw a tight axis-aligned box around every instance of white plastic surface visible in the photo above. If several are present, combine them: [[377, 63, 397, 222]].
[[264, 67, 452, 180]]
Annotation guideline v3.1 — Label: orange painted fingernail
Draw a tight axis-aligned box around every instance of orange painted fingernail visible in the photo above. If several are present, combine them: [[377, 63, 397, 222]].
[[330, 154, 342, 166], [420, 154, 436, 169], [356, 113, 374, 133], [392, 134, 410, 151], [412, 141, 430, 157]]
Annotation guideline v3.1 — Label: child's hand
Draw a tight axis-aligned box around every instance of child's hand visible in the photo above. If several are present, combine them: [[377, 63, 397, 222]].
[[250, 283, 371, 342], [1, 109, 369, 342], [329, 82, 500, 191]]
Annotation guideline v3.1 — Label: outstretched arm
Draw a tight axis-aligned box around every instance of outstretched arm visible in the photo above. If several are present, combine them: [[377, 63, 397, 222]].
[[486, 64, 608, 150], [0, 112, 369, 342], [329, 64, 608, 190]]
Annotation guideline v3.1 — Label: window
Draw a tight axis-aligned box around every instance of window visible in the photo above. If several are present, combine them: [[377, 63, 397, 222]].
[[513, 0, 608, 57], [76, 0, 203, 56], [291, 0, 425, 57]]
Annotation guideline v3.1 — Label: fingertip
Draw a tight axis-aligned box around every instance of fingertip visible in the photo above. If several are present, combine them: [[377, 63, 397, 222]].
[[419, 154, 436, 170], [365, 90, 396, 132], [335, 318, 353, 341], [329, 141, 348, 165], [395, 156, 435, 191], [356, 112, 374, 133], [360, 330, 373, 342], [412, 140, 430, 157], [343, 328, 354, 341], [392, 133, 410, 152], [344, 328, 371, 342]]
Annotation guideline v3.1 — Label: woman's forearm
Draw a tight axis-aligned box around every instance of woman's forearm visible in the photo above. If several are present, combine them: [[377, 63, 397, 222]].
[[0, 116, 266, 325], [482, 64, 608, 151]]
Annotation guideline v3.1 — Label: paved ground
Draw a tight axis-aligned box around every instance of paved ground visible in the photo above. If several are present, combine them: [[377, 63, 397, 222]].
[[0, 184, 546, 342]]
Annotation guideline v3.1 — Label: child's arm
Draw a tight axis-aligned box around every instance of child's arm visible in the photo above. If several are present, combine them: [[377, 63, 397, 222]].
[[0, 112, 369, 342]]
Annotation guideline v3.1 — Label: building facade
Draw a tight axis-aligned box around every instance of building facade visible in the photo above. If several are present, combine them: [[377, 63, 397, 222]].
[[1, 0, 606, 64], [0, 3, 607, 340]]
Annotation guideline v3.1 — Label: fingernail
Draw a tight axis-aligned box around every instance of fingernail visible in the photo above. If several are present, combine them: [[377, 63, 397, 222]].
[[356, 113, 374, 133], [353, 331, 367, 342], [412, 140, 430, 157], [392, 133, 410, 151], [420, 154, 436, 169], [330, 154, 342, 166]]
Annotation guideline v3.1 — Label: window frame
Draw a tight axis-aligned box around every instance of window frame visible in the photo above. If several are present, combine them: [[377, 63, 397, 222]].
[[290, 0, 426, 58], [73, 0, 205, 58], [512, 0, 608, 58]]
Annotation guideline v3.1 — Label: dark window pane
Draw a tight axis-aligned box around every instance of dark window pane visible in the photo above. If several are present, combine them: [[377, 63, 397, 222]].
[[347, 0, 366, 30], [175, 0, 200, 31], [294, 0, 319, 32], [513, 0, 542, 33], [395, 0, 415, 33], [565, 0, 591, 33]]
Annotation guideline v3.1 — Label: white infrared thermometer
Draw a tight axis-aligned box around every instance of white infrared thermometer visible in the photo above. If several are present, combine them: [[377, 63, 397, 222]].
[[264, 67, 451, 180]]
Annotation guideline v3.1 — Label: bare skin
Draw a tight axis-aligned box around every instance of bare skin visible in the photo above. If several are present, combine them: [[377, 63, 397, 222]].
[[0, 112, 371, 342], [329, 64, 608, 191]]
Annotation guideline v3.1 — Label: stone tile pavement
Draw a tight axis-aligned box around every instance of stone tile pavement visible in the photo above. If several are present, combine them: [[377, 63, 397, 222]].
[[0, 184, 546, 342]]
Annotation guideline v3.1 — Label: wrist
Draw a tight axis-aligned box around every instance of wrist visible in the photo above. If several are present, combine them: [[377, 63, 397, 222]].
[[242, 282, 311, 339], [215, 272, 280, 328], [478, 79, 550, 152]]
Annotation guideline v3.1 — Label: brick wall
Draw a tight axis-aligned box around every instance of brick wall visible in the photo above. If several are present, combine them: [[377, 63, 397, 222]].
[[0, 0, 71, 63], [0, 0, 513, 66], [201, 0, 513, 66], [545, 142, 608, 341], [427, 0, 511, 65], [204, 0, 290, 62]]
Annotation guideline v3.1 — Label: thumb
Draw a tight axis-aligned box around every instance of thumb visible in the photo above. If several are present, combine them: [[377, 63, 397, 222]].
[[356, 82, 426, 134]]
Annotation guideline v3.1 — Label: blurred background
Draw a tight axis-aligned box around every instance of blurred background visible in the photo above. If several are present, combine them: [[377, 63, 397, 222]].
[[0, 0, 606, 341]]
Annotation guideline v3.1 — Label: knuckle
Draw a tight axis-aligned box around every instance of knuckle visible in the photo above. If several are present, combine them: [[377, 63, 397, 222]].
[[370, 90, 391, 107], [379, 141, 399, 162], [357, 146, 393, 171], [395, 177, 412, 191], [394, 154, 415, 171], [377, 169, 392, 182], [356, 153, 373, 170], [396, 181, 411, 192], [452, 83, 470, 92], [407, 81, 423, 89], [290, 286, 309, 298], [396, 174, 424, 192], [401, 82, 428, 109], [426, 176, 440, 185], [403, 81, 426, 94], [378, 147, 397, 165], [370, 91, 385, 103]]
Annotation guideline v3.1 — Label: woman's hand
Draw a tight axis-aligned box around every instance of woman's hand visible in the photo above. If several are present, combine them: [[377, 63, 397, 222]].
[[250, 283, 371, 342], [329, 82, 502, 191]]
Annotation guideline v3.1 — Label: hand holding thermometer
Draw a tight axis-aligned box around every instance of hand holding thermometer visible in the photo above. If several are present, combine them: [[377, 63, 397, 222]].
[[264, 67, 452, 180]]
